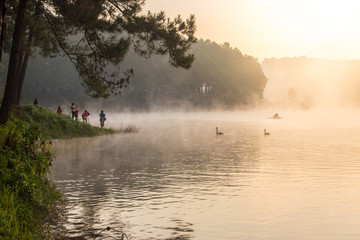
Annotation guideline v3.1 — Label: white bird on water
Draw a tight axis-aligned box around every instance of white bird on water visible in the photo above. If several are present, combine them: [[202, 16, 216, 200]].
[[264, 129, 270, 135], [216, 127, 224, 135]]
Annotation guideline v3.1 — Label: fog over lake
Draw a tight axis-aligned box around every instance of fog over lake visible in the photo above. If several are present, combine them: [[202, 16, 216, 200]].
[[51, 110, 360, 239]]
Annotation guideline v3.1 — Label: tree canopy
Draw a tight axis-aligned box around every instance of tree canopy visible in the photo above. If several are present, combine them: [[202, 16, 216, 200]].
[[0, 0, 197, 124]]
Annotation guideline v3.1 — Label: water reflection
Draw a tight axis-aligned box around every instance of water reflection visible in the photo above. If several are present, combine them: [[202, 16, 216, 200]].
[[51, 111, 360, 240], [52, 114, 263, 239]]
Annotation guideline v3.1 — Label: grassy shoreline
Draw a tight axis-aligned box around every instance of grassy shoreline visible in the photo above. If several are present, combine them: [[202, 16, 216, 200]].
[[0, 104, 136, 239], [13, 105, 117, 139]]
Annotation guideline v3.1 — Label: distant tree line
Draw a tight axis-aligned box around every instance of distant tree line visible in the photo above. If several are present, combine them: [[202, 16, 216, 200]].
[[1, 39, 268, 111]]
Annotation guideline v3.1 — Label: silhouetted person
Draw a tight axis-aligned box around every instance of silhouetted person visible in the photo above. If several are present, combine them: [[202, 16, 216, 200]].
[[33, 98, 38, 105], [71, 103, 77, 120], [57, 106, 62, 115], [99, 110, 106, 128], [75, 108, 79, 121]]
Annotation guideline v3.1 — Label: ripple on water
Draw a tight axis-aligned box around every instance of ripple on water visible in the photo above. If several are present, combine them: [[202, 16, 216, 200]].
[[51, 113, 360, 240]]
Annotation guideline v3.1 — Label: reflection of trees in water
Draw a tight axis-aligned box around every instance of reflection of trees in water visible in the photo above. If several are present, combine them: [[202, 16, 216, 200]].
[[51, 121, 262, 239]]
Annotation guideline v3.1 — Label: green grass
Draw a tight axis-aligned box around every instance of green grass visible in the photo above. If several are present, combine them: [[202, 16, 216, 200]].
[[0, 185, 35, 239], [13, 105, 119, 139]]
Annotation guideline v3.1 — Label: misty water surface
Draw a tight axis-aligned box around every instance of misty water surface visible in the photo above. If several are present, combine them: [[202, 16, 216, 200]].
[[51, 111, 360, 240]]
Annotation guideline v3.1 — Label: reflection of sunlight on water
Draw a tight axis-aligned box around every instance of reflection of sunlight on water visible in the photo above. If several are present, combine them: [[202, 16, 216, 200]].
[[52, 110, 360, 240]]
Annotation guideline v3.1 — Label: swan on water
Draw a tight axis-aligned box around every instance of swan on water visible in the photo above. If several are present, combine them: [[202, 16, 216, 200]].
[[216, 127, 224, 135], [264, 129, 270, 135]]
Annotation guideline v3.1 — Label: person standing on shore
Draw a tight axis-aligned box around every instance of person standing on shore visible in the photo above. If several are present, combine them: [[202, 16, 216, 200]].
[[75, 108, 79, 121], [99, 110, 106, 128], [57, 106, 62, 115], [71, 103, 77, 120], [82, 110, 90, 123]]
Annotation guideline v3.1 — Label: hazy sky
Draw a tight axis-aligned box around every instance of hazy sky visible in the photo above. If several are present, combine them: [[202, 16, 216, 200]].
[[144, 0, 360, 60]]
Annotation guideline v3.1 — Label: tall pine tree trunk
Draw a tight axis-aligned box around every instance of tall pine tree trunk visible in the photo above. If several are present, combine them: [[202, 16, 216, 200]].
[[0, 0, 27, 124], [15, 50, 25, 104], [0, 0, 7, 62], [16, 52, 29, 105], [16, 31, 33, 105]]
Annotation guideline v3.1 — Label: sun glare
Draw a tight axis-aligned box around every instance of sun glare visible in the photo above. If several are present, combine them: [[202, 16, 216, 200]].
[[282, 1, 360, 39], [144, 0, 360, 60], [244, 0, 360, 59]]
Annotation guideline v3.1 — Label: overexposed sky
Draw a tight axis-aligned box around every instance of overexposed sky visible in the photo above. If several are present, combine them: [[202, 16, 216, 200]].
[[144, 0, 360, 60]]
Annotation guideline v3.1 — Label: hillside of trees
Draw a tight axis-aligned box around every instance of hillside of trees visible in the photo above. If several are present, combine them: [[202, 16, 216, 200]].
[[1, 39, 268, 111], [262, 57, 360, 109]]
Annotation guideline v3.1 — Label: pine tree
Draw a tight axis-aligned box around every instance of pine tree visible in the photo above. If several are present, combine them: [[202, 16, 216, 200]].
[[0, 0, 197, 124]]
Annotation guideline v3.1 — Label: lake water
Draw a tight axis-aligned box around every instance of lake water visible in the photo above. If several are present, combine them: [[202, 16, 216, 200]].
[[51, 110, 360, 240]]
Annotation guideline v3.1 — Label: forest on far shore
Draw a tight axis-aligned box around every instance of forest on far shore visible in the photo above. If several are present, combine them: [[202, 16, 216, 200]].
[[1, 39, 268, 111]]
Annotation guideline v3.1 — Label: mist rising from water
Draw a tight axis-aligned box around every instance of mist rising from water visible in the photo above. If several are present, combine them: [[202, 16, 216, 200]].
[[262, 57, 360, 110]]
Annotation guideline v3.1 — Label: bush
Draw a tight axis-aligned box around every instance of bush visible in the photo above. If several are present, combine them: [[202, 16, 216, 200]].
[[0, 117, 61, 239]]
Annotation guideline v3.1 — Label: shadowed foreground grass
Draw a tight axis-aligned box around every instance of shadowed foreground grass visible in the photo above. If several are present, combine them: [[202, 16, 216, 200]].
[[0, 116, 61, 239]]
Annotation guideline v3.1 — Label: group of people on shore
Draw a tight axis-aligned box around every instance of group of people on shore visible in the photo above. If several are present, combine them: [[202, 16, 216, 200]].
[[56, 103, 89, 122], [34, 98, 107, 128], [60, 103, 106, 127]]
